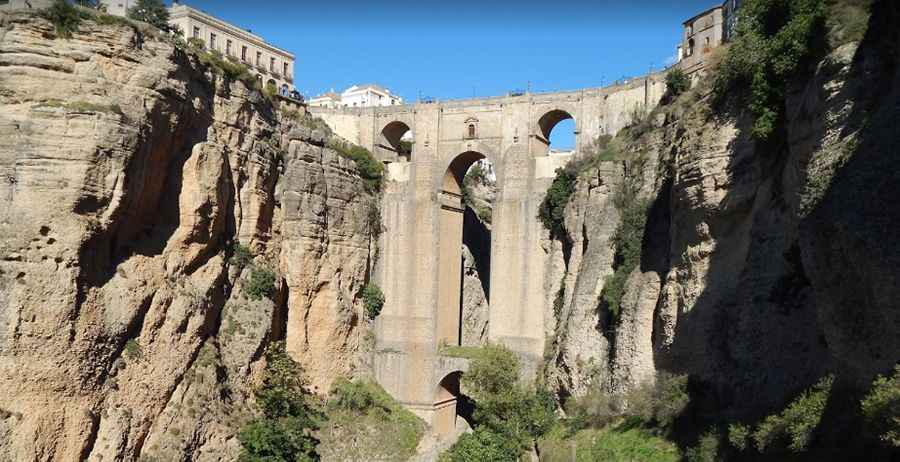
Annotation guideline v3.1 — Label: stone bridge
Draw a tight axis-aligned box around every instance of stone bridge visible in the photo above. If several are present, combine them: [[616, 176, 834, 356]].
[[310, 73, 666, 436]]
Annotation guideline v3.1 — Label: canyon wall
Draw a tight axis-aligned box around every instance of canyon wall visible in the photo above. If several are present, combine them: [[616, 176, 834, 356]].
[[544, 5, 900, 425], [0, 12, 374, 461]]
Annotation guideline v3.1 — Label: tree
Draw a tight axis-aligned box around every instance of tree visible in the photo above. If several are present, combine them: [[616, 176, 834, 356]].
[[238, 342, 320, 462], [127, 0, 170, 31], [665, 68, 690, 99]]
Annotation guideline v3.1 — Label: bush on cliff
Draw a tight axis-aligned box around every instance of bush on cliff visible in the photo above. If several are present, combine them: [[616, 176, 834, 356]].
[[599, 190, 650, 327], [327, 140, 384, 193], [238, 342, 320, 462], [317, 379, 425, 461], [713, 0, 826, 140], [41, 0, 84, 39], [361, 282, 385, 320], [861, 365, 900, 448], [538, 167, 577, 241], [244, 267, 277, 301], [664, 68, 690, 100]]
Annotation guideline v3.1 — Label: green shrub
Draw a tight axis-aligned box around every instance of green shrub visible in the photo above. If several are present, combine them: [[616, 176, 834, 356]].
[[442, 427, 521, 462], [327, 140, 385, 193], [361, 283, 385, 320], [567, 372, 689, 434], [599, 194, 650, 326], [685, 430, 722, 462], [320, 378, 426, 461], [713, 0, 826, 140], [126, 0, 169, 31], [665, 68, 690, 99], [752, 375, 834, 452], [238, 342, 319, 462], [364, 199, 382, 237], [445, 344, 556, 459], [728, 423, 751, 451], [861, 365, 900, 448], [40, 0, 85, 39], [230, 243, 253, 269], [124, 339, 142, 360], [244, 267, 277, 300], [539, 425, 681, 462], [538, 168, 577, 240]]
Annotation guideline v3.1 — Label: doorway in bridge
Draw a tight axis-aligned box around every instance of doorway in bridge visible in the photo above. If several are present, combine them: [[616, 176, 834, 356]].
[[379, 121, 413, 161], [437, 152, 495, 349], [539, 109, 576, 156]]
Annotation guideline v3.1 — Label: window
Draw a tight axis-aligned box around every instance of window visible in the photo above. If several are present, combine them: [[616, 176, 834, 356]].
[[209, 33, 217, 50], [687, 38, 695, 56], [283, 62, 289, 76], [256, 51, 262, 66], [192, 26, 200, 39], [226, 40, 232, 56], [468, 124, 476, 138], [241, 46, 247, 61], [270, 57, 276, 72]]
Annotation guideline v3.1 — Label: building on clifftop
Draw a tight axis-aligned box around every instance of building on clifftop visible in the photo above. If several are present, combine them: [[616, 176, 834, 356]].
[[167, 3, 295, 96], [0, 0, 53, 10], [310, 84, 403, 108]]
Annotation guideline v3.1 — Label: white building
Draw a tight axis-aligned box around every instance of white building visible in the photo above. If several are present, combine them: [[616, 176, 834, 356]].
[[99, 0, 137, 17], [307, 91, 342, 109], [341, 84, 402, 107], [310, 84, 402, 108]]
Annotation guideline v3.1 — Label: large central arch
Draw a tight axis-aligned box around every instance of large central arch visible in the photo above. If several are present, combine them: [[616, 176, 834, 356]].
[[437, 151, 487, 347]]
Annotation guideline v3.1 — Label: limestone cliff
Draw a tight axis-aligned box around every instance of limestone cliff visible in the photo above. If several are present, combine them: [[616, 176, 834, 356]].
[[544, 1, 900, 430], [0, 12, 374, 461]]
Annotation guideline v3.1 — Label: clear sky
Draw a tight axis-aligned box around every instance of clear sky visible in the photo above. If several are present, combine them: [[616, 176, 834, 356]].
[[173, 0, 717, 148]]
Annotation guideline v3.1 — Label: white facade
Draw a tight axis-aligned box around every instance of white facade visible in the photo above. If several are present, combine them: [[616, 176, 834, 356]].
[[340, 84, 402, 108], [309, 84, 403, 109], [99, 0, 137, 17], [308, 92, 342, 108]]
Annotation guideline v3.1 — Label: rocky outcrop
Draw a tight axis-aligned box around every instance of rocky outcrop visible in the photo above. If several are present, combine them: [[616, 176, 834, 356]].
[[545, 4, 900, 425], [0, 12, 374, 461]]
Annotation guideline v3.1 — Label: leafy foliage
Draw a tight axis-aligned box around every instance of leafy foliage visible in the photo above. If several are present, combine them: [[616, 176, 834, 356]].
[[444, 344, 556, 460], [442, 428, 521, 462], [567, 372, 689, 433], [327, 140, 385, 193], [238, 342, 320, 462], [539, 425, 681, 462], [727, 423, 751, 451], [361, 283, 385, 320], [664, 68, 690, 99], [713, 0, 826, 140], [124, 339, 142, 360], [861, 365, 900, 448], [599, 191, 650, 327], [126, 0, 170, 31], [230, 243, 253, 269], [244, 267, 277, 301], [319, 378, 425, 460], [751, 375, 834, 452], [538, 168, 577, 240], [40, 0, 84, 39], [685, 430, 723, 462]]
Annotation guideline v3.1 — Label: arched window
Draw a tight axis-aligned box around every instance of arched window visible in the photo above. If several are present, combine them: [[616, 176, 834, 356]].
[[688, 38, 695, 56], [468, 124, 476, 139]]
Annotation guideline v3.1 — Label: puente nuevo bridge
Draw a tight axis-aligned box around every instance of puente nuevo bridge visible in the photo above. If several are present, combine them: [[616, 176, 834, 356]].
[[310, 73, 667, 435]]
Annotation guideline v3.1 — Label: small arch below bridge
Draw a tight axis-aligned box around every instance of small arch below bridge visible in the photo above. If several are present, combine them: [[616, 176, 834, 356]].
[[378, 120, 413, 162]]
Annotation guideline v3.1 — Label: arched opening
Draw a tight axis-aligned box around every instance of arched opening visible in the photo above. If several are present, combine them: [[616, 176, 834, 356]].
[[433, 371, 475, 438], [379, 121, 413, 161], [467, 124, 476, 139], [538, 109, 576, 155], [439, 152, 494, 349]]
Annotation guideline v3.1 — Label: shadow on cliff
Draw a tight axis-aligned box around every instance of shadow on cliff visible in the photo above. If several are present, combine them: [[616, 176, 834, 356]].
[[648, 1, 900, 458]]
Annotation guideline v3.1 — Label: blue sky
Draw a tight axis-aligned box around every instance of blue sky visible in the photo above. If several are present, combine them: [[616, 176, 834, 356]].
[[174, 0, 715, 148]]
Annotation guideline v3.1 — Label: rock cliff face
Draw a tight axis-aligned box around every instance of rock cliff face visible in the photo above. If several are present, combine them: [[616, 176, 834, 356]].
[[0, 13, 373, 461], [545, 6, 900, 422]]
